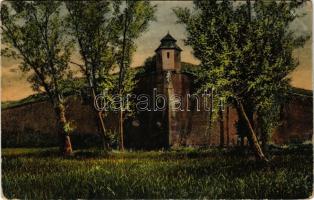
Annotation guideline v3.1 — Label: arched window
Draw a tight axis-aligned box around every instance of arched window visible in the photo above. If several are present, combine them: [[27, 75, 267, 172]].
[[167, 52, 170, 58]]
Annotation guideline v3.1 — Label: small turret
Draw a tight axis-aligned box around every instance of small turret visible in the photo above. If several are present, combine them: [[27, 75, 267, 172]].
[[155, 32, 182, 73]]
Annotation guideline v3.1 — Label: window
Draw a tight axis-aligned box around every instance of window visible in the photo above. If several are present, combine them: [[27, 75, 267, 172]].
[[167, 52, 170, 58]]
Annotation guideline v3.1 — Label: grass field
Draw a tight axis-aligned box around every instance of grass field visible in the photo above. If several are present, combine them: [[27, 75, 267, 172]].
[[2, 148, 313, 199]]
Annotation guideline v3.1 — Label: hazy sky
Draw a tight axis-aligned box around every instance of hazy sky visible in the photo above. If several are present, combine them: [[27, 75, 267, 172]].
[[1, 1, 312, 101]]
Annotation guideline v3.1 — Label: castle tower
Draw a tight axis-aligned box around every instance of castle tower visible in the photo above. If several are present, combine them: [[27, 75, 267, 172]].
[[155, 33, 186, 147], [155, 32, 182, 73]]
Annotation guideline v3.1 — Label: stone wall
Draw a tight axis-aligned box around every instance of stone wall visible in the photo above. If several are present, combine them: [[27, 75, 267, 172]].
[[1, 97, 119, 147], [1, 74, 312, 148], [272, 96, 313, 144]]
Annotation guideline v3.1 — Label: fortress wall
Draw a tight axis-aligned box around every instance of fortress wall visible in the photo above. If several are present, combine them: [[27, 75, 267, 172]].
[[2, 100, 57, 136], [272, 96, 313, 144], [1, 83, 312, 148], [1, 97, 119, 147], [184, 101, 239, 147]]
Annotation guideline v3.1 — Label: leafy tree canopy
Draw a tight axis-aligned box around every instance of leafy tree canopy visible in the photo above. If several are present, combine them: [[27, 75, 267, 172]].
[[174, 0, 310, 160]]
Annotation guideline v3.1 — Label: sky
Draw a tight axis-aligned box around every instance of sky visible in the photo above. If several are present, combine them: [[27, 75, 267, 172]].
[[1, 1, 312, 101]]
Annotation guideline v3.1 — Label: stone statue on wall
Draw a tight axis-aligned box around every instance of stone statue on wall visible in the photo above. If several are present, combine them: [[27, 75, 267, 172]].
[[166, 71, 172, 84]]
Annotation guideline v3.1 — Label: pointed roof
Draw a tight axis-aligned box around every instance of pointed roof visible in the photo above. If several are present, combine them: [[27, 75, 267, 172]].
[[155, 32, 182, 52], [161, 33, 177, 42]]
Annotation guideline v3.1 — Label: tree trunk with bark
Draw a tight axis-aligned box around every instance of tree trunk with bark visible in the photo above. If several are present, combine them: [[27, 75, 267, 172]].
[[226, 106, 230, 146], [55, 103, 73, 156], [119, 110, 125, 151], [97, 111, 110, 150], [237, 100, 268, 162], [91, 88, 109, 151], [219, 107, 224, 147]]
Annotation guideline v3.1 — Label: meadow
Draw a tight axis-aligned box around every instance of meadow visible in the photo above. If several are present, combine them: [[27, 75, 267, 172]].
[[2, 147, 313, 199]]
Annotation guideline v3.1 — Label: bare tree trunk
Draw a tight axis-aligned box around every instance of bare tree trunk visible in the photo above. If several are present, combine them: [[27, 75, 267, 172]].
[[55, 104, 72, 156], [226, 106, 230, 146], [237, 101, 268, 162], [97, 111, 110, 150], [219, 108, 224, 147], [91, 88, 109, 150], [119, 110, 125, 151], [117, 8, 129, 152]]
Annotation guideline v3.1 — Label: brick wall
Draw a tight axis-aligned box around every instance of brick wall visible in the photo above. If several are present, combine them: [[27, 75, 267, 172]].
[[1, 73, 312, 148]]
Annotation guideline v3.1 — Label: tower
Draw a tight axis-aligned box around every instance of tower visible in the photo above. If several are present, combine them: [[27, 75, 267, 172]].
[[155, 33, 185, 147], [155, 32, 182, 73]]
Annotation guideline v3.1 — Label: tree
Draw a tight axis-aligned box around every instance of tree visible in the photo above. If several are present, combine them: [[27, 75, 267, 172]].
[[116, 0, 156, 150], [1, 1, 75, 155], [66, 0, 156, 151], [174, 0, 309, 162], [66, 1, 120, 150]]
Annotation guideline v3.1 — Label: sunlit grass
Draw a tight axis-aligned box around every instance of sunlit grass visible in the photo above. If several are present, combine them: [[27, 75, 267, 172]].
[[2, 148, 313, 199]]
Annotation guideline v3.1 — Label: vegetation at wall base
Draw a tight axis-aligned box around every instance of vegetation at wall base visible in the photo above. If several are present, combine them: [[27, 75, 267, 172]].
[[2, 148, 312, 199]]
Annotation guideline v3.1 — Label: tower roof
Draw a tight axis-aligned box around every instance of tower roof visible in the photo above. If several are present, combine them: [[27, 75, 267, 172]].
[[155, 33, 182, 52], [161, 33, 177, 42]]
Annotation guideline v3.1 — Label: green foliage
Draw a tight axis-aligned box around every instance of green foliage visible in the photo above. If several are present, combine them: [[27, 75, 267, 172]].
[[174, 0, 310, 139], [140, 57, 200, 76], [66, 1, 120, 95], [63, 121, 75, 134], [2, 148, 313, 199], [116, 0, 157, 61], [116, 0, 157, 104], [121, 70, 138, 113], [66, 2, 156, 145], [181, 62, 200, 77], [142, 55, 157, 74], [1, 2, 75, 99], [1, 2, 77, 150]]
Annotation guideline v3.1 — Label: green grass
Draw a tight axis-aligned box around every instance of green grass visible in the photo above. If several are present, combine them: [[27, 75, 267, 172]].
[[2, 148, 313, 199]]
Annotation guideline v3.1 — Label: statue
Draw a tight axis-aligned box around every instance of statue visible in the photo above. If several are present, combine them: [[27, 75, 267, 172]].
[[166, 71, 172, 84]]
